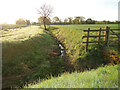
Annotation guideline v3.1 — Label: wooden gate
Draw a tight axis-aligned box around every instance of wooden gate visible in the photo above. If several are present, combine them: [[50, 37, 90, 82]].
[[82, 26, 120, 52]]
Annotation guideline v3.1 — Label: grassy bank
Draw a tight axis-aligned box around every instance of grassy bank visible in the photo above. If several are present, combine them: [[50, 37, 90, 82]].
[[26, 64, 119, 88], [49, 24, 120, 70], [2, 26, 66, 88]]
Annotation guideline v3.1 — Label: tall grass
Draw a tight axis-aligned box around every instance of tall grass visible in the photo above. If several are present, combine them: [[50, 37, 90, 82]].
[[26, 64, 119, 88]]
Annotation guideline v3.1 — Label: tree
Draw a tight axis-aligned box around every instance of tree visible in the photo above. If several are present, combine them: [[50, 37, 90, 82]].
[[26, 20, 30, 25], [79, 16, 85, 24], [73, 16, 84, 24], [38, 16, 51, 25], [16, 18, 26, 25], [75, 16, 80, 24], [38, 16, 43, 24], [68, 17, 73, 24], [53, 16, 60, 23], [114, 20, 118, 24], [86, 18, 94, 24], [64, 18, 68, 24], [31, 22, 38, 25], [37, 4, 53, 30], [79, 16, 85, 21]]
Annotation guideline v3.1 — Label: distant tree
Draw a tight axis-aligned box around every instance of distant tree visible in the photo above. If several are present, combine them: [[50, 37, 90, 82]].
[[80, 16, 85, 21], [73, 19, 78, 24], [31, 22, 39, 25], [79, 16, 85, 24], [68, 17, 73, 24], [37, 4, 53, 30], [106, 21, 110, 24], [86, 18, 94, 24], [114, 20, 118, 24], [26, 20, 30, 25], [64, 18, 68, 24], [16, 18, 26, 25], [74, 16, 81, 24], [53, 16, 60, 23], [38, 16, 43, 24], [73, 16, 85, 24], [103, 20, 107, 24]]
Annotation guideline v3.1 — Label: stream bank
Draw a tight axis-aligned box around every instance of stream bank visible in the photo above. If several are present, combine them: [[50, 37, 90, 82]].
[[48, 31, 74, 71]]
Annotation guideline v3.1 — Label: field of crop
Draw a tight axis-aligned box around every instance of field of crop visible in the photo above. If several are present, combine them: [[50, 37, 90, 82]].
[[49, 24, 120, 70], [26, 64, 119, 88], [2, 26, 67, 88]]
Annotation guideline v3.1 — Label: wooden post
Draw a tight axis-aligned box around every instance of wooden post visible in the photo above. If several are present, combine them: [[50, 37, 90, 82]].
[[98, 28, 101, 45], [86, 28, 90, 52], [105, 26, 110, 46]]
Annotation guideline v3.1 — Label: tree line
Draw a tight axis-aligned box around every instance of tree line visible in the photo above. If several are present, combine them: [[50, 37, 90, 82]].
[[16, 18, 30, 25], [38, 16, 119, 25], [15, 4, 119, 30], [16, 17, 118, 26]]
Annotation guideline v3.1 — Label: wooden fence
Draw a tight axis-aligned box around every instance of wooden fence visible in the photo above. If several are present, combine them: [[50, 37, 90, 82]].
[[82, 26, 120, 52]]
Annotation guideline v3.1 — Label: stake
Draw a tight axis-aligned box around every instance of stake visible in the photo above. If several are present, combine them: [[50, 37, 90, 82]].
[[86, 28, 90, 52], [98, 28, 102, 45]]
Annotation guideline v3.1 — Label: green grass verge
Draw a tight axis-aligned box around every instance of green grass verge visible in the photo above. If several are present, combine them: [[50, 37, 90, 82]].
[[26, 64, 119, 88]]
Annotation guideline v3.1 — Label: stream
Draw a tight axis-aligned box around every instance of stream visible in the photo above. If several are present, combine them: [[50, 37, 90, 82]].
[[54, 37, 65, 57], [59, 43, 65, 57]]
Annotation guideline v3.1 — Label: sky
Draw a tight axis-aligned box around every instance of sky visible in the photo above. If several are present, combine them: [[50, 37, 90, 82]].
[[0, 0, 119, 24]]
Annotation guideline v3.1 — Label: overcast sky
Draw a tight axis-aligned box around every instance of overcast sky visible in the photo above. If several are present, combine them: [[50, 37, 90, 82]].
[[0, 0, 119, 24]]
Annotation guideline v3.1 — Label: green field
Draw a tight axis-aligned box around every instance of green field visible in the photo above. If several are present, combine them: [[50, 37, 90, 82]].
[[2, 24, 120, 88], [51, 24, 118, 30]]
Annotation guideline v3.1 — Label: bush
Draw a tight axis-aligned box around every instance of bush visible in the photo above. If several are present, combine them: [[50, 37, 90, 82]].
[[75, 44, 120, 71]]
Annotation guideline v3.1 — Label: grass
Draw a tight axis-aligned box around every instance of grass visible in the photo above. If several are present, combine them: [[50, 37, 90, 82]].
[[2, 26, 66, 88], [1, 24, 27, 30], [2, 24, 120, 88], [51, 24, 118, 30], [49, 24, 120, 70], [26, 64, 119, 88]]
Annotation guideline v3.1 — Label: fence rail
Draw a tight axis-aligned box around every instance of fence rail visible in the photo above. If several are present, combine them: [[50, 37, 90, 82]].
[[82, 26, 120, 52]]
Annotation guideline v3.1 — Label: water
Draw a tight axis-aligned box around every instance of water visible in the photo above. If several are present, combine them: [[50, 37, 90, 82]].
[[59, 43, 65, 57], [54, 37, 65, 57]]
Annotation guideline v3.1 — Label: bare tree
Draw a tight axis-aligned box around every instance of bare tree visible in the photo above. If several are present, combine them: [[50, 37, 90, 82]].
[[37, 4, 53, 30]]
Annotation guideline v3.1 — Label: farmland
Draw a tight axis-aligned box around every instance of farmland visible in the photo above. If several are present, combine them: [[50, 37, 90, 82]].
[[1, 24, 120, 88]]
